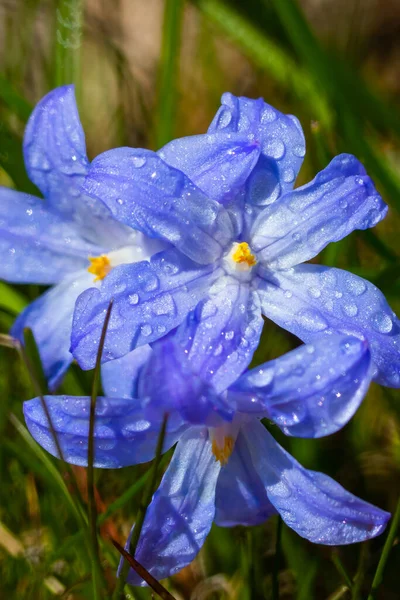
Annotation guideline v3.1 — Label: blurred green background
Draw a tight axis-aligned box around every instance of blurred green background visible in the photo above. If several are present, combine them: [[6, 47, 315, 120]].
[[1, 0, 400, 598]]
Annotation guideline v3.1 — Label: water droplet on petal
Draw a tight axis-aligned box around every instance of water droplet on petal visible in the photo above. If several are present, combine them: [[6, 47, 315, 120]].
[[261, 106, 276, 123], [293, 144, 306, 158], [129, 293, 139, 305], [308, 286, 321, 299], [132, 156, 146, 168], [345, 277, 367, 296], [341, 303, 358, 317], [141, 324, 153, 337], [372, 311, 393, 334], [264, 140, 285, 160], [297, 309, 328, 332], [282, 168, 295, 183]]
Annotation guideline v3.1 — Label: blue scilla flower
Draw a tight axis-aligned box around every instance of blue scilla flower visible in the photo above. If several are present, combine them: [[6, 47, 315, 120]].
[[24, 327, 389, 584], [71, 93, 400, 391], [0, 86, 164, 388]]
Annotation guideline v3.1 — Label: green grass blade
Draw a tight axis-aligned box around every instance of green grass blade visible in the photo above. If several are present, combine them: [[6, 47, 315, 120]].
[[154, 0, 185, 148], [195, 0, 332, 127], [0, 74, 32, 122], [367, 497, 400, 600], [54, 0, 83, 100], [9, 414, 87, 530], [88, 301, 114, 598], [0, 282, 28, 315]]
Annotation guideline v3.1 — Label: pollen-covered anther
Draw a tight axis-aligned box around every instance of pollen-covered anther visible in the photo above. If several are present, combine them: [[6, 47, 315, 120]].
[[232, 242, 257, 269], [88, 255, 112, 282], [211, 435, 235, 465]]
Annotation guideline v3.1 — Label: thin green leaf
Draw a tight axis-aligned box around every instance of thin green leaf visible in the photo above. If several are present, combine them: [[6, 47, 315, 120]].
[[0, 74, 32, 122], [195, 0, 332, 127], [54, 0, 83, 101], [0, 282, 28, 315], [154, 0, 185, 148]]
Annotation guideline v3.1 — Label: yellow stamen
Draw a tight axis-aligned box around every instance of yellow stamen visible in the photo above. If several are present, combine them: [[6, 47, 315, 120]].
[[87, 255, 111, 282], [232, 242, 257, 267], [212, 436, 235, 466]]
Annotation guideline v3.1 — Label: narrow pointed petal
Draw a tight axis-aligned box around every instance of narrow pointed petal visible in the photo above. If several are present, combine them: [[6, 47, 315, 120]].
[[230, 335, 373, 438], [23, 86, 89, 214], [71, 248, 221, 370], [209, 93, 306, 205], [242, 420, 390, 545], [101, 346, 153, 398], [251, 154, 388, 269], [173, 276, 264, 393], [158, 131, 260, 205], [122, 427, 220, 585], [0, 188, 100, 284], [257, 265, 400, 388], [23, 395, 186, 468], [215, 431, 277, 527], [11, 271, 93, 389], [83, 148, 235, 265]]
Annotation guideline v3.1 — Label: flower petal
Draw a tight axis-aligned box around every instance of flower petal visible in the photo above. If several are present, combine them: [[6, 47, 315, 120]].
[[173, 276, 264, 393], [23, 86, 89, 214], [251, 154, 388, 269], [11, 271, 93, 389], [158, 131, 260, 206], [101, 346, 153, 398], [214, 430, 277, 527], [0, 188, 101, 284], [122, 427, 220, 584], [242, 419, 390, 545], [209, 93, 306, 202], [23, 395, 186, 468], [138, 336, 233, 426], [71, 248, 222, 370], [230, 334, 373, 438], [83, 148, 235, 265], [257, 265, 400, 387]]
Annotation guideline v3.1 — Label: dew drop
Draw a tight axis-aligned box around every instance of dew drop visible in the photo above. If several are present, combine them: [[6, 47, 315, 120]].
[[293, 144, 306, 158], [346, 277, 367, 296], [372, 311, 393, 334], [282, 168, 295, 183], [132, 156, 146, 168], [264, 140, 285, 160], [141, 324, 153, 337], [308, 286, 321, 299], [129, 293, 139, 305], [341, 303, 358, 317], [261, 106, 276, 123], [297, 309, 328, 332]]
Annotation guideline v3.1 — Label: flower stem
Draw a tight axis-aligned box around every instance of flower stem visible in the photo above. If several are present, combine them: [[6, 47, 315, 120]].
[[367, 496, 400, 600], [351, 542, 369, 600], [332, 551, 353, 591], [55, 0, 83, 101], [113, 413, 169, 599], [154, 0, 184, 148], [87, 300, 114, 599]]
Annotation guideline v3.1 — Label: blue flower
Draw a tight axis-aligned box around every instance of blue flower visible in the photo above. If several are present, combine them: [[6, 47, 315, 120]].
[[23, 329, 389, 584], [71, 93, 400, 390], [0, 86, 164, 388]]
